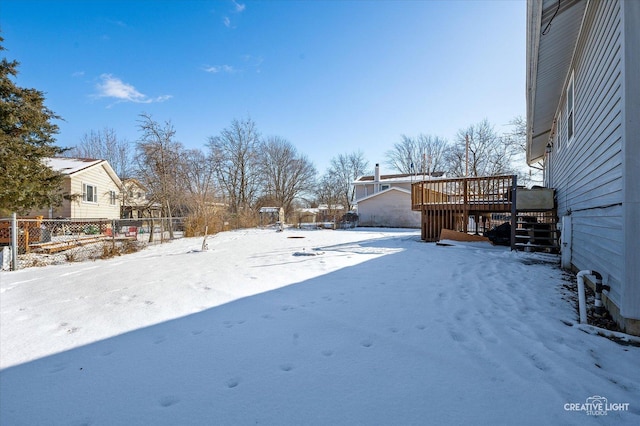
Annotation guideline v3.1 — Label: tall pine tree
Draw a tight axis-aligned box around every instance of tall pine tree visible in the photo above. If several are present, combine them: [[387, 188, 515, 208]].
[[0, 36, 65, 215]]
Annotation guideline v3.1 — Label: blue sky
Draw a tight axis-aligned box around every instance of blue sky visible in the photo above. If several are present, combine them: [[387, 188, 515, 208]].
[[2, 0, 525, 173]]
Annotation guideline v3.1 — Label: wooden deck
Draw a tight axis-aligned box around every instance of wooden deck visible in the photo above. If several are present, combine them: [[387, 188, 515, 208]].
[[411, 175, 518, 246], [412, 175, 560, 252]]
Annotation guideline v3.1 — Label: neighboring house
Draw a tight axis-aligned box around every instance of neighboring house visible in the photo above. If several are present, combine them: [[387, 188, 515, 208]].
[[295, 204, 345, 225], [353, 164, 444, 228], [121, 178, 161, 218], [29, 158, 122, 219], [526, 0, 639, 334]]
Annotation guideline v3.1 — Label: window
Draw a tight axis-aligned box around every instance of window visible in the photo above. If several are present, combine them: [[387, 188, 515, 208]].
[[567, 72, 574, 143], [380, 184, 390, 191], [82, 183, 97, 203], [109, 190, 117, 205]]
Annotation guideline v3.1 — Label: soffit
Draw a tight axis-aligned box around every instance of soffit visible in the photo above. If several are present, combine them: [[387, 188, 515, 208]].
[[527, 0, 586, 163]]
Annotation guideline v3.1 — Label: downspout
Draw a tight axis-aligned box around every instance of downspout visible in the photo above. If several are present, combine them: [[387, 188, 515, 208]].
[[576, 270, 609, 323]]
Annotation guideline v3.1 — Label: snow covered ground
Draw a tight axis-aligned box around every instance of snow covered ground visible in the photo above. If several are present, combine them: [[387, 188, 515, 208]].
[[1, 227, 639, 425]]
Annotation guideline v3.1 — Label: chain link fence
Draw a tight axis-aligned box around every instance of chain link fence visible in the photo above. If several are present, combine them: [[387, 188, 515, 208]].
[[1, 217, 185, 270]]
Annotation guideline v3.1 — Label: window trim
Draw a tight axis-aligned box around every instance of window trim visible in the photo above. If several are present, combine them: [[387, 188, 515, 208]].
[[556, 110, 562, 152], [82, 183, 98, 203]]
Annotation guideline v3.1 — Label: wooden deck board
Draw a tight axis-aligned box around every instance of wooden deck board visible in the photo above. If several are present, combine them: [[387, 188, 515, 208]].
[[30, 235, 110, 254]]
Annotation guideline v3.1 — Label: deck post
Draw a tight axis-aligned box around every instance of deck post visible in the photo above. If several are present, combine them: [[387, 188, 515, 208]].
[[463, 178, 469, 233], [510, 175, 517, 250], [11, 213, 18, 271]]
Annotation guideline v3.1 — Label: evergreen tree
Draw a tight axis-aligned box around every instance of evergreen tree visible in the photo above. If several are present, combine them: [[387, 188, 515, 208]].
[[0, 36, 65, 215]]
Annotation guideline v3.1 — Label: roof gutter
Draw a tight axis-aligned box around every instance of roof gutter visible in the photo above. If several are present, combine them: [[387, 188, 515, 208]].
[[526, 0, 544, 165]]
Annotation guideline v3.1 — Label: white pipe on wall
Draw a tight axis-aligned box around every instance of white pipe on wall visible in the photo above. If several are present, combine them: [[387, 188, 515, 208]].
[[576, 270, 605, 324], [577, 270, 590, 324]]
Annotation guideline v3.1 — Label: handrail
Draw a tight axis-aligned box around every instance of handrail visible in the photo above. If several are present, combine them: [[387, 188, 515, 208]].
[[411, 175, 515, 210]]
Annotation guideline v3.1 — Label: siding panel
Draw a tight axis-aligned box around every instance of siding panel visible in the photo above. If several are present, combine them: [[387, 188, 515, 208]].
[[550, 0, 624, 304]]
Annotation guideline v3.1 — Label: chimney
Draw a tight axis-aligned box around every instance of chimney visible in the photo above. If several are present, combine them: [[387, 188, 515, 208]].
[[374, 163, 380, 192]]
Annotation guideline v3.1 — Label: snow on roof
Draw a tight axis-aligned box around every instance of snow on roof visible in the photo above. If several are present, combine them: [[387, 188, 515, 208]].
[[354, 172, 446, 184], [45, 157, 103, 175], [259, 207, 282, 213]]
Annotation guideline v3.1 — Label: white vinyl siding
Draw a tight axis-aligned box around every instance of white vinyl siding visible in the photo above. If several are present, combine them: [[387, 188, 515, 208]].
[[357, 189, 420, 228], [70, 164, 121, 218], [551, 0, 624, 307]]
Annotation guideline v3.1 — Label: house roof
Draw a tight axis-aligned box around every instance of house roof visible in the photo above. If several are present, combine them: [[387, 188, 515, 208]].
[[354, 171, 445, 184], [45, 157, 122, 187], [46, 157, 103, 175], [526, 0, 587, 164], [355, 186, 411, 204], [123, 178, 149, 191], [259, 207, 282, 213]]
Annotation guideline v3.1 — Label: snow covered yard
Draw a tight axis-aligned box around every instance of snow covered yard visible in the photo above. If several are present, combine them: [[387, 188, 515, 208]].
[[1, 228, 638, 425]]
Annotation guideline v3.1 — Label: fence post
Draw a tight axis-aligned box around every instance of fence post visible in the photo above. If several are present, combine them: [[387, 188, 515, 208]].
[[112, 219, 116, 252], [11, 212, 18, 271]]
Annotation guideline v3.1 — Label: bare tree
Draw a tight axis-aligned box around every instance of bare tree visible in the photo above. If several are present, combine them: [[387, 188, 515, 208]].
[[207, 117, 261, 217], [315, 172, 343, 213], [447, 119, 520, 178], [135, 113, 184, 239], [174, 148, 220, 236], [66, 127, 132, 179], [327, 151, 369, 212], [505, 116, 542, 187], [178, 148, 216, 216], [259, 136, 317, 218], [385, 134, 449, 175]]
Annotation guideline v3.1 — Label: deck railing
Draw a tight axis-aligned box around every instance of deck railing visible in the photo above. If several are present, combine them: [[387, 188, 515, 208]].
[[411, 175, 517, 244], [411, 175, 516, 210]]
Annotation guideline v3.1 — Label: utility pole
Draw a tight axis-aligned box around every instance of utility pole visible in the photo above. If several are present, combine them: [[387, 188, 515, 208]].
[[465, 134, 470, 177]]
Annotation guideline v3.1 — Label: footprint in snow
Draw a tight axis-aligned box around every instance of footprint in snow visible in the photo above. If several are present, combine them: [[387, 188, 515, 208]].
[[226, 378, 240, 388], [279, 363, 294, 372], [49, 364, 67, 373], [360, 339, 373, 348], [449, 329, 467, 342], [159, 395, 180, 407]]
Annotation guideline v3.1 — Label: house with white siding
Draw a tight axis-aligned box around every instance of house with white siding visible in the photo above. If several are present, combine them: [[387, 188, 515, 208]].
[[121, 178, 161, 219], [354, 164, 444, 228], [29, 158, 123, 219], [526, 0, 639, 334]]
